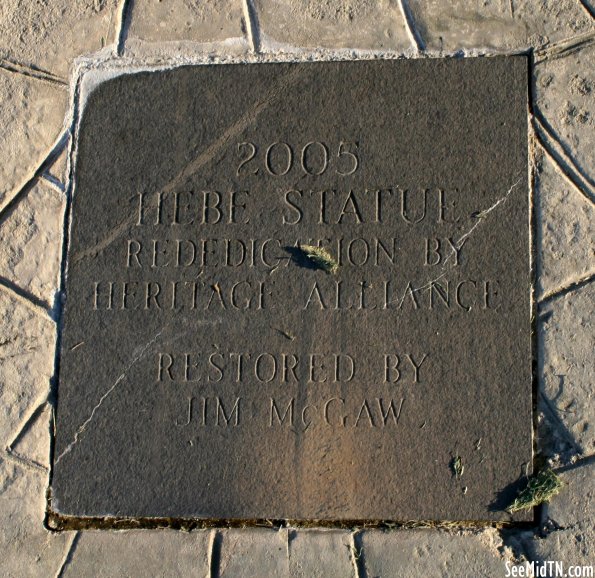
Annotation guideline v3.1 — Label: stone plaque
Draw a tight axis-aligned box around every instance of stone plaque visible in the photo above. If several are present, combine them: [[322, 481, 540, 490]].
[[51, 58, 532, 523]]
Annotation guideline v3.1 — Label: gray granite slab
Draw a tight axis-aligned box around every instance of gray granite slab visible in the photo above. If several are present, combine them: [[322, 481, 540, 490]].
[[51, 58, 532, 522]]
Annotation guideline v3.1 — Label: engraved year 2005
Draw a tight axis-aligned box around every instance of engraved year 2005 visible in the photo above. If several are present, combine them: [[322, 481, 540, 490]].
[[236, 141, 359, 177]]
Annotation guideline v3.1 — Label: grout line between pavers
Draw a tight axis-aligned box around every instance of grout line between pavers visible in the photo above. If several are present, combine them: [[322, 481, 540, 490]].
[[350, 530, 367, 578], [533, 30, 595, 64], [555, 453, 595, 473], [0, 131, 70, 225], [397, 0, 425, 52], [41, 173, 67, 194], [0, 276, 54, 321], [116, 0, 133, 56], [55, 531, 80, 578], [577, 0, 595, 19], [0, 58, 67, 86], [242, 0, 261, 53], [208, 530, 222, 578], [3, 448, 48, 473], [6, 397, 49, 453], [532, 116, 595, 205], [538, 270, 595, 306]]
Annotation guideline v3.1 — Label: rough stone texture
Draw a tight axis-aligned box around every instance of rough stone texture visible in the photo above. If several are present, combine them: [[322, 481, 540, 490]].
[[44, 145, 70, 190], [0, 291, 55, 446], [219, 529, 289, 577], [125, 0, 247, 57], [254, 0, 411, 51], [529, 529, 594, 569], [61, 530, 212, 577], [534, 150, 595, 299], [534, 42, 595, 190], [9, 403, 52, 470], [0, 180, 65, 306], [0, 0, 119, 78], [408, 0, 594, 52], [0, 71, 67, 213], [361, 529, 505, 577], [0, 459, 70, 578], [546, 461, 594, 529], [539, 283, 594, 457], [288, 529, 353, 577], [529, 461, 595, 566]]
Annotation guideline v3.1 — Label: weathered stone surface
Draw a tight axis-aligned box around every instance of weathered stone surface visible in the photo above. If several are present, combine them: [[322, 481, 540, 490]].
[[0, 71, 67, 212], [535, 42, 595, 188], [361, 529, 505, 578], [539, 283, 594, 457], [408, 0, 593, 52], [219, 529, 289, 577], [61, 530, 212, 577], [0, 291, 55, 446], [288, 529, 353, 577], [52, 58, 531, 522], [0, 0, 119, 78], [534, 150, 595, 299], [254, 0, 411, 51], [0, 459, 70, 578], [0, 180, 65, 306], [125, 0, 246, 57]]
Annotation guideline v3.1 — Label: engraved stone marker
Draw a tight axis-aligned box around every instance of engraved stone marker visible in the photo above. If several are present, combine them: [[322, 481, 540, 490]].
[[51, 58, 532, 523]]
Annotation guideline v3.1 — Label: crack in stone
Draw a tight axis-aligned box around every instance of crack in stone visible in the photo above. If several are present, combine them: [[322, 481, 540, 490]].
[[54, 329, 163, 465], [400, 178, 522, 300]]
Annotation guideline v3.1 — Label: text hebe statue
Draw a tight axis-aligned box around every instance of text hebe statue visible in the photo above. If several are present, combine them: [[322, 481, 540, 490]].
[[51, 58, 532, 523]]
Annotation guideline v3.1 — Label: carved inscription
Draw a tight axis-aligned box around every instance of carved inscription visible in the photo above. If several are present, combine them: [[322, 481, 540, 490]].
[[85, 140, 510, 432], [53, 59, 531, 521]]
